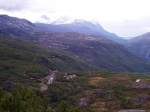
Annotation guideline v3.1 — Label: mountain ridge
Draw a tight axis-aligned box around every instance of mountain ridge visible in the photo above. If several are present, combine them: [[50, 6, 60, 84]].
[[0, 15, 150, 73], [35, 20, 125, 43]]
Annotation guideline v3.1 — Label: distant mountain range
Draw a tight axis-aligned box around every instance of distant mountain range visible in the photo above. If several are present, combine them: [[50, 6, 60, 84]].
[[35, 20, 125, 44], [0, 15, 150, 73]]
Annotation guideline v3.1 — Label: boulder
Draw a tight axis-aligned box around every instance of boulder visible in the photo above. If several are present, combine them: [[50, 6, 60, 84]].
[[118, 109, 146, 112]]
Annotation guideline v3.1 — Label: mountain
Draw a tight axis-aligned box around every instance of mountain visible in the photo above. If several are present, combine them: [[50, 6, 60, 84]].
[[127, 32, 150, 60], [0, 15, 124, 43], [35, 20, 125, 43], [0, 15, 150, 73], [36, 32, 150, 72], [0, 15, 38, 40], [0, 37, 94, 81]]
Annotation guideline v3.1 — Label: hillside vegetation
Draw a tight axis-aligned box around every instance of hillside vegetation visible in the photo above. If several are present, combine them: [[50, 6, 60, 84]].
[[0, 71, 150, 112], [0, 37, 92, 81]]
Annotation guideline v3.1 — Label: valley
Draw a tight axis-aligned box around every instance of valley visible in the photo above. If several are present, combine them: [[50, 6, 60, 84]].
[[0, 15, 150, 112]]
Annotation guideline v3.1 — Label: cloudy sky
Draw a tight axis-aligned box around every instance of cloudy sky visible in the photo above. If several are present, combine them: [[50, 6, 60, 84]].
[[0, 0, 150, 38]]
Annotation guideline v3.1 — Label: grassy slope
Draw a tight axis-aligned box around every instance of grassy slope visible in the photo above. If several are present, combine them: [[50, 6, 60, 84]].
[[37, 32, 150, 73], [0, 37, 92, 80]]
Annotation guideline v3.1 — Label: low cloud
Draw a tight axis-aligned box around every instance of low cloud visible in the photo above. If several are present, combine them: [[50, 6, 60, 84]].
[[0, 0, 31, 11]]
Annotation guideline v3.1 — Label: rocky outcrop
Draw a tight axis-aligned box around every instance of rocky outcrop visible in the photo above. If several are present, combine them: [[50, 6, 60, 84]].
[[118, 110, 146, 112], [64, 73, 77, 80], [132, 79, 150, 89], [40, 69, 58, 92]]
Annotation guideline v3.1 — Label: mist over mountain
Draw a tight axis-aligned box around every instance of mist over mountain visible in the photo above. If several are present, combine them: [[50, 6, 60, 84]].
[[35, 20, 125, 44], [0, 15, 126, 43]]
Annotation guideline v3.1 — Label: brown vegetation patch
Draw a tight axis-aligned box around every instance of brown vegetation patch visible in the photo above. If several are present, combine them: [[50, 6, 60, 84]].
[[88, 76, 106, 86]]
